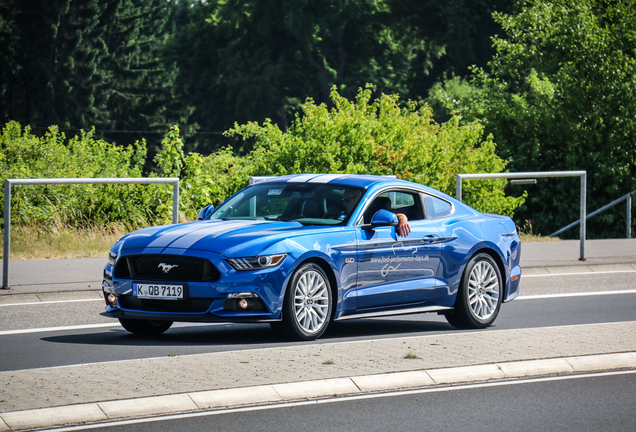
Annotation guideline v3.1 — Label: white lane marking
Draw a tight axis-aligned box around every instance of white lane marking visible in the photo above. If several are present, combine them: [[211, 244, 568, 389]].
[[0, 323, 120, 336], [0, 298, 103, 307], [524, 269, 636, 277], [34, 369, 636, 432], [0, 321, 230, 336], [517, 290, 636, 300]]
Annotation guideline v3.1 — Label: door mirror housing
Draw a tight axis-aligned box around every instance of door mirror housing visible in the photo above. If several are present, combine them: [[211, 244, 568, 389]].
[[197, 204, 215, 220], [362, 209, 399, 229]]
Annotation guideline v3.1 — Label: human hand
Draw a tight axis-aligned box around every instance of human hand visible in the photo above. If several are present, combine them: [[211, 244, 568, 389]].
[[396, 213, 411, 237]]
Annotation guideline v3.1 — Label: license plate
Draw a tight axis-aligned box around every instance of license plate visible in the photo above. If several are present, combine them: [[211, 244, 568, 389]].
[[134, 283, 184, 300]]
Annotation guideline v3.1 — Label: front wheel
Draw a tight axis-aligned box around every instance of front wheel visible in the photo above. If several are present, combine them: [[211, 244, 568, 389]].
[[118, 318, 173, 335], [445, 253, 502, 329], [280, 263, 333, 340]]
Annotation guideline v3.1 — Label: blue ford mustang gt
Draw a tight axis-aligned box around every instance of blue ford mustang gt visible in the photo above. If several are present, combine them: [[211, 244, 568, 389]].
[[102, 174, 521, 340]]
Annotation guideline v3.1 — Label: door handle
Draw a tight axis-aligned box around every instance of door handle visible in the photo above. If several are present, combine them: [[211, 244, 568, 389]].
[[423, 234, 439, 244]]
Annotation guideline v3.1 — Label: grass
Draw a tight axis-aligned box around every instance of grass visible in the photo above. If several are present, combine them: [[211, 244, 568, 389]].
[[519, 233, 560, 242], [0, 222, 134, 260], [517, 220, 560, 243]]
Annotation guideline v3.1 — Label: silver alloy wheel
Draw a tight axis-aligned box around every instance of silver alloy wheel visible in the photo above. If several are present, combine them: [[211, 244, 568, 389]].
[[467, 260, 500, 320], [293, 269, 330, 334]]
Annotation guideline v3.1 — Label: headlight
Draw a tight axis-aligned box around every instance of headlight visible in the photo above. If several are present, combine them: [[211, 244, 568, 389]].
[[108, 240, 124, 265], [227, 254, 287, 271], [108, 250, 118, 266]]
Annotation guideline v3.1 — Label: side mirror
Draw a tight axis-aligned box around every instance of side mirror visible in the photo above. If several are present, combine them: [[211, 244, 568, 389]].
[[363, 209, 398, 229], [197, 204, 215, 220]]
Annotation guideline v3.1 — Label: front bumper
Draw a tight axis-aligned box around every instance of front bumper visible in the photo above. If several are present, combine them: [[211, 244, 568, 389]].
[[102, 248, 294, 323]]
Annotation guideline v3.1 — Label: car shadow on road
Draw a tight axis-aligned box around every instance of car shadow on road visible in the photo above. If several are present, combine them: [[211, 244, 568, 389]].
[[40, 317, 457, 347]]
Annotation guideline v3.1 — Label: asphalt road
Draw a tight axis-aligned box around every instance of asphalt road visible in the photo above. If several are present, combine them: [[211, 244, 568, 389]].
[[1, 271, 635, 372], [79, 371, 636, 432]]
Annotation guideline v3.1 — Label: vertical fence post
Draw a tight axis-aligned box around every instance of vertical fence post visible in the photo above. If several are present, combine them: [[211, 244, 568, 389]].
[[579, 173, 586, 261], [456, 175, 462, 202], [172, 180, 179, 225], [628, 194, 632, 239], [3, 180, 11, 289]]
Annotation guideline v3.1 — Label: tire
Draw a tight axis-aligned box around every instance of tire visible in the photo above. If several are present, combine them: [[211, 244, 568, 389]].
[[280, 263, 333, 341], [445, 253, 503, 329], [118, 318, 173, 335]]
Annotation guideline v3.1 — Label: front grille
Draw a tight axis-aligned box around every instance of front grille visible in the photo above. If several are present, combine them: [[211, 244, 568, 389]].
[[119, 296, 213, 313], [115, 255, 220, 282]]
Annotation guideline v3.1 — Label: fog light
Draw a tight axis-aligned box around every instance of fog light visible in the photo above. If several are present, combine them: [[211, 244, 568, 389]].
[[223, 296, 266, 312], [106, 293, 118, 307]]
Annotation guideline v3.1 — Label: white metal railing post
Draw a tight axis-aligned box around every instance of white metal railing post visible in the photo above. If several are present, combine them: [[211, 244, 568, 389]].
[[2, 180, 10, 289], [2, 177, 179, 289], [456, 176, 462, 202], [172, 182, 180, 225], [628, 194, 632, 239], [580, 173, 586, 261]]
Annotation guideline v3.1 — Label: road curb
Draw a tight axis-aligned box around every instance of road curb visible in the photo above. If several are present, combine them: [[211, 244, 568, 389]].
[[2, 352, 634, 431], [521, 263, 636, 276]]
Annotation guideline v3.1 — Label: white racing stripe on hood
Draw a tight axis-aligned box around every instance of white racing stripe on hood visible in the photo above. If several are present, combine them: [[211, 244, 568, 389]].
[[146, 220, 269, 249], [169, 220, 270, 249], [143, 225, 205, 248]]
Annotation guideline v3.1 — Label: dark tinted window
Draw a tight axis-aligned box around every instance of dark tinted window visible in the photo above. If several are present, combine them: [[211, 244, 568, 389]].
[[363, 190, 424, 223], [423, 194, 452, 218], [210, 183, 363, 226]]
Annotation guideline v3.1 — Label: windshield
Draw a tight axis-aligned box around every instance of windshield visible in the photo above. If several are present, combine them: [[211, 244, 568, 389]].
[[208, 183, 364, 226]]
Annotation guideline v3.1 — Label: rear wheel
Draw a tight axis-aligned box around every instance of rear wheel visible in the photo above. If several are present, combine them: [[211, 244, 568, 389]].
[[279, 263, 332, 340], [445, 253, 502, 329], [118, 318, 173, 335]]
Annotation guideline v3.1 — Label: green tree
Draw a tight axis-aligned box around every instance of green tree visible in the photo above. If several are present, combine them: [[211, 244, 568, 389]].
[[0, 0, 187, 160], [224, 86, 524, 216], [462, 0, 636, 237], [98, 0, 191, 155], [165, 0, 453, 154], [0, 0, 109, 128], [389, 0, 514, 96]]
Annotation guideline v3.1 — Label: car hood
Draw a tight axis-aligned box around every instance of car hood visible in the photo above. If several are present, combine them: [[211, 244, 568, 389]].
[[118, 220, 333, 257]]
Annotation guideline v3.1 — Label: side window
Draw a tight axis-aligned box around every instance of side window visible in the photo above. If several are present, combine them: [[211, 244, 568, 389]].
[[423, 194, 452, 218], [376, 190, 424, 221]]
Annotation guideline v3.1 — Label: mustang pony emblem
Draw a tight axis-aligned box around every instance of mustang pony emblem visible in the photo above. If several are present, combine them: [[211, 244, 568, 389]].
[[158, 263, 179, 273]]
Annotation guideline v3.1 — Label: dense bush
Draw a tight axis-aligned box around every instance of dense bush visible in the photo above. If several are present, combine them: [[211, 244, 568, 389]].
[[0, 121, 166, 228], [225, 86, 525, 216], [1, 87, 524, 230]]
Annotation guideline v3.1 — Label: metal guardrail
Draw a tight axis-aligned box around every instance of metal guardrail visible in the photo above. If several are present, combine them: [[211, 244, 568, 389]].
[[550, 189, 635, 239], [2, 177, 180, 289], [456, 171, 587, 260]]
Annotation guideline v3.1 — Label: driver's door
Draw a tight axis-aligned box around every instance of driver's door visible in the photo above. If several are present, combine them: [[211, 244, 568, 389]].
[[354, 190, 442, 310]]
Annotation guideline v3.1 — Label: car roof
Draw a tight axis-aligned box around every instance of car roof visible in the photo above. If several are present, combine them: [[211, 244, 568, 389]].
[[255, 174, 406, 189], [253, 174, 457, 201]]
